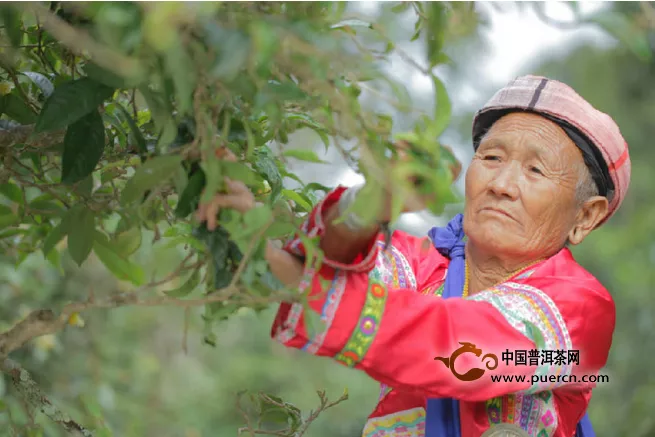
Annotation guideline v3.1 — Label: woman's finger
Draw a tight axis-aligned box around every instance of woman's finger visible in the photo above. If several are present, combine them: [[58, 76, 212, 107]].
[[216, 147, 238, 162], [224, 177, 249, 195], [205, 197, 222, 231], [203, 193, 256, 230], [196, 198, 208, 222]]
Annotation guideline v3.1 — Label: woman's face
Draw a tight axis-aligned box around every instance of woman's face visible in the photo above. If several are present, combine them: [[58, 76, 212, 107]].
[[464, 112, 607, 262]]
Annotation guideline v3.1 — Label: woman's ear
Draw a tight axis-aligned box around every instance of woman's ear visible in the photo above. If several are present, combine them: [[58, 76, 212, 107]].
[[568, 196, 609, 245]]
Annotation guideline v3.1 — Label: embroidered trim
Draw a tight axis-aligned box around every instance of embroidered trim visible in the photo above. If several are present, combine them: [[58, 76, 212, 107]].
[[273, 266, 315, 344], [362, 407, 426, 437], [378, 383, 393, 402], [468, 282, 573, 393], [283, 187, 380, 272], [274, 302, 304, 344], [302, 271, 347, 354], [335, 279, 388, 367], [485, 391, 558, 437], [375, 241, 417, 290]]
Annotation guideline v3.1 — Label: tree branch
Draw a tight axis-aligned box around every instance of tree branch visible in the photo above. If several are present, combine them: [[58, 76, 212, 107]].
[[0, 283, 293, 360], [0, 124, 65, 149], [1, 358, 93, 436], [16, 2, 144, 79], [0, 309, 58, 357]]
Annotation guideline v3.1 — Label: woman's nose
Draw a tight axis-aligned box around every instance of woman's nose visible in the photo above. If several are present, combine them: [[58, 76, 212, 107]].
[[488, 162, 520, 200]]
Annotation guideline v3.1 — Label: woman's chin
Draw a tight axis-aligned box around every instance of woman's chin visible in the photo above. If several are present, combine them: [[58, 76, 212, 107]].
[[467, 226, 525, 257]]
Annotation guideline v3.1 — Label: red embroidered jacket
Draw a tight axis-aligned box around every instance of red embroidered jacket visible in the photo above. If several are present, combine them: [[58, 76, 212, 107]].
[[270, 186, 615, 437]]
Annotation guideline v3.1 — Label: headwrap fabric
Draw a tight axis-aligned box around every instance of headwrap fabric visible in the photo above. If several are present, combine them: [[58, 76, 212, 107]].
[[472, 75, 631, 225], [425, 214, 594, 437]]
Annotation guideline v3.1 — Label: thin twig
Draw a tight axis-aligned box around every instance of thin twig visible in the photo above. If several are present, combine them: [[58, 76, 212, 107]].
[[228, 217, 275, 289], [0, 281, 296, 360], [18, 2, 144, 79], [1, 359, 93, 436], [0, 124, 65, 149]]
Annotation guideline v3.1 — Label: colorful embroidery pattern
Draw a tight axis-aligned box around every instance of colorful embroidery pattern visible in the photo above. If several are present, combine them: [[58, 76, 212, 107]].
[[485, 391, 558, 437], [335, 279, 388, 367], [362, 407, 426, 437], [272, 267, 316, 344], [378, 383, 393, 401], [467, 282, 573, 393], [274, 302, 304, 344], [302, 271, 347, 354], [376, 241, 417, 290]]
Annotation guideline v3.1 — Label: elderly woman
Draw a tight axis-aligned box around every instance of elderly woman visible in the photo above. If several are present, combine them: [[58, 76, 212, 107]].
[[196, 75, 630, 437]]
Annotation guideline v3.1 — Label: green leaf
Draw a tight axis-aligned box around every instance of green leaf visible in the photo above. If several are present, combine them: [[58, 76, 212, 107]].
[[42, 223, 66, 256], [61, 109, 106, 184], [301, 297, 324, 338], [113, 226, 142, 257], [93, 231, 145, 285], [250, 21, 279, 75], [259, 397, 293, 426], [425, 2, 447, 68], [282, 149, 326, 163], [193, 225, 234, 289], [265, 221, 296, 239], [206, 25, 250, 81], [164, 37, 196, 115], [175, 169, 206, 218], [242, 204, 273, 234], [0, 183, 22, 203], [0, 208, 18, 230], [66, 206, 96, 266], [120, 155, 184, 205], [0, 228, 23, 239], [222, 161, 260, 186], [22, 72, 54, 98], [432, 74, 451, 139], [0, 93, 36, 124], [330, 19, 373, 31], [286, 113, 330, 149], [114, 102, 148, 155], [83, 62, 141, 89], [253, 147, 283, 201], [139, 87, 174, 134], [29, 199, 65, 215], [35, 78, 115, 133], [391, 2, 411, 13], [164, 267, 201, 297], [0, 6, 22, 47], [256, 81, 309, 110], [281, 189, 312, 212]]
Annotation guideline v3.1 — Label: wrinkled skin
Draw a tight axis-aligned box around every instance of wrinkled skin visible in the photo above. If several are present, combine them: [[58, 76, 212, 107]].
[[463, 112, 609, 293]]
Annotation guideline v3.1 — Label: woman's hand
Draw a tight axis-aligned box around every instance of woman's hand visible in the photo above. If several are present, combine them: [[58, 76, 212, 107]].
[[194, 147, 305, 289], [195, 148, 256, 231], [379, 140, 461, 220]]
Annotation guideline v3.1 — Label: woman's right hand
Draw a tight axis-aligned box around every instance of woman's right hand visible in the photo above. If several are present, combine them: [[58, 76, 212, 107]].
[[195, 148, 257, 231], [378, 140, 462, 221]]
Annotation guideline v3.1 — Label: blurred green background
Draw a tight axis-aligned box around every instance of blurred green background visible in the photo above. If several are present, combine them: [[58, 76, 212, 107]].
[[2, 2, 654, 437]]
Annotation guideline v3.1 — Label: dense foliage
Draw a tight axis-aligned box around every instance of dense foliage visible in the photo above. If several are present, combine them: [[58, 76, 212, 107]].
[[0, 2, 653, 436]]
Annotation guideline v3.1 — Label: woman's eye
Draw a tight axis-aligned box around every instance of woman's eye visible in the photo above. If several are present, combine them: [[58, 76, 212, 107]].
[[530, 166, 543, 175], [483, 155, 500, 161]]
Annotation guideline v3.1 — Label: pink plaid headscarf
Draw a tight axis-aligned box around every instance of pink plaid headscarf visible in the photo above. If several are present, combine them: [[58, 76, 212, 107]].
[[472, 75, 631, 225]]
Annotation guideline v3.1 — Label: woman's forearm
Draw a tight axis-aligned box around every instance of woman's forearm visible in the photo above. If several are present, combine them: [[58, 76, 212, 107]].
[[319, 203, 380, 264], [265, 241, 305, 289]]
